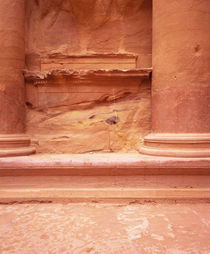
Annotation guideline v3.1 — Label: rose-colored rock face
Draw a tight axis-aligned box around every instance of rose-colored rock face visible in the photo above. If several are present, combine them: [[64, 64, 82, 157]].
[[25, 0, 152, 153], [0, 203, 209, 253], [26, 77, 151, 153], [25, 0, 152, 58]]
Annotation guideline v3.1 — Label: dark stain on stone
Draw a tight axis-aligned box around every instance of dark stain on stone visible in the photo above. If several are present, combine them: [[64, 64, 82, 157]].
[[194, 44, 200, 52], [25, 101, 33, 109], [106, 116, 120, 125], [89, 114, 95, 119]]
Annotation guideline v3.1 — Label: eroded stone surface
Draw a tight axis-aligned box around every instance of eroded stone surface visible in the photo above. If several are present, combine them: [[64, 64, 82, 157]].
[[24, 0, 152, 154], [25, 0, 152, 59], [0, 203, 209, 253], [26, 75, 151, 153]]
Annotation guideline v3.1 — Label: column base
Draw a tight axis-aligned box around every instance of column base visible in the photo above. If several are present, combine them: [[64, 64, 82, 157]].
[[0, 134, 36, 157], [140, 133, 210, 158]]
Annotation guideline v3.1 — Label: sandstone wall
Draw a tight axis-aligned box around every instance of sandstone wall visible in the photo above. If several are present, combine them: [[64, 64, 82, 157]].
[[25, 0, 152, 57], [25, 0, 152, 153]]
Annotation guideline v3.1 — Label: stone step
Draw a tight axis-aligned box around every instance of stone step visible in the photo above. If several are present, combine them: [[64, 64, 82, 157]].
[[1, 154, 209, 202], [0, 175, 210, 203], [0, 153, 210, 176]]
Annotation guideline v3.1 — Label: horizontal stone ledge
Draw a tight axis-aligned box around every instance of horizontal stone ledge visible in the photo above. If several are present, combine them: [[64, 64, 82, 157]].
[[1, 175, 209, 202], [0, 153, 209, 176], [1, 188, 210, 202], [24, 68, 152, 84]]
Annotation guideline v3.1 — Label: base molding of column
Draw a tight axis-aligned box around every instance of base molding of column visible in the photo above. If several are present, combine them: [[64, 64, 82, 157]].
[[140, 133, 210, 158], [0, 134, 36, 157]]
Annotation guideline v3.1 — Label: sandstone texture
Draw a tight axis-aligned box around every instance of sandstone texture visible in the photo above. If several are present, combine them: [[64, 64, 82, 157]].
[[0, 1, 209, 252], [0, 0, 35, 157], [0, 203, 209, 254], [0, 0, 25, 134], [25, 0, 152, 59], [140, 0, 210, 157], [24, 0, 152, 154], [26, 75, 151, 153]]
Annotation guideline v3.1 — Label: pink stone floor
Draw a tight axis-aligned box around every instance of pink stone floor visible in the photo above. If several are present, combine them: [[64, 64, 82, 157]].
[[0, 203, 209, 254]]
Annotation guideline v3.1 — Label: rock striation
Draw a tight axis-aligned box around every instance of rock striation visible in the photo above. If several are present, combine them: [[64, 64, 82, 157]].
[[24, 0, 152, 154]]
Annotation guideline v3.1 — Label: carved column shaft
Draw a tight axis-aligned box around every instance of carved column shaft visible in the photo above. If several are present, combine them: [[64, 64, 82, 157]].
[[141, 0, 210, 157], [0, 0, 35, 156]]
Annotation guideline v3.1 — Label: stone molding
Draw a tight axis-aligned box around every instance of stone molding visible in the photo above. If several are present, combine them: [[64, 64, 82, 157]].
[[140, 133, 210, 157], [0, 135, 36, 157]]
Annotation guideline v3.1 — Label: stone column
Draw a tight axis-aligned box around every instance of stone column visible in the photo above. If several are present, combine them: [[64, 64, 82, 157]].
[[0, 0, 35, 156], [140, 0, 210, 157]]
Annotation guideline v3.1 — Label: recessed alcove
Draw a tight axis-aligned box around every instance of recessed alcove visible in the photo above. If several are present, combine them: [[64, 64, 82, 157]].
[[25, 0, 152, 154], [0, 0, 210, 235]]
